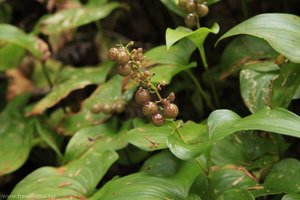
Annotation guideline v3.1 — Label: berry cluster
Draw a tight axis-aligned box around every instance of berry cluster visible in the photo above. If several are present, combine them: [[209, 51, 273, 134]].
[[179, 0, 209, 28], [91, 99, 126, 114], [107, 42, 179, 126]]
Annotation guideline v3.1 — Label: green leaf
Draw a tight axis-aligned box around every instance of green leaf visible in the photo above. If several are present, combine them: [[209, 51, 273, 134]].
[[0, 94, 33, 175], [0, 24, 44, 58], [270, 62, 300, 108], [29, 62, 111, 115], [264, 158, 300, 194], [9, 149, 118, 199], [216, 189, 255, 200], [240, 61, 279, 113], [166, 23, 219, 68], [0, 43, 24, 70], [282, 193, 300, 200], [220, 35, 278, 77], [35, 119, 63, 158], [64, 123, 127, 163], [39, 2, 120, 35], [57, 75, 124, 135], [90, 158, 201, 200], [218, 13, 300, 64]]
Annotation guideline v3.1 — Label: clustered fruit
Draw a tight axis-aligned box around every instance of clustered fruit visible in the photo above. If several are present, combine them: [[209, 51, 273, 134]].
[[91, 99, 126, 114], [107, 42, 179, 126], [179, 0, 209, 28]]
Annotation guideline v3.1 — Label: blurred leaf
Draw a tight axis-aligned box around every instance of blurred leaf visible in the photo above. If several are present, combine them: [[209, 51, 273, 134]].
[[270, 62, 300, 108], [9, 149, 118, 199], [58, 75, 124, 135], [87, 0, 108, 7], [166, 23, 219, 68], [218, 14, 300, 64], [0, 43, 24, 70], [160, 0, 186, 17], [29, 62, 111, 115], [90, 159, 201, 200], [64, 123, 127, 163], [0, 94, 33, 175], [240, 61, 279, 113], [216, 189, 255, 200], [0, 24, 43, 58], [0, 2, 12, 23], [282, 193, 300, 200], [220, 35, 278, 77], [264, 158, 300, 194], [39, 2, 121, 35], [293, 85, 300, 99], [35, 118, 63, 158]]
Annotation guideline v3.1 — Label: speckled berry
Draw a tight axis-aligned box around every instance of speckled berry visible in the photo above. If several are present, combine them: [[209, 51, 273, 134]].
[[116, 50, 130, 65], [185, 13, 198, 28], [186, 0, 197, 12], [107, 47, 119, 61], [160, 98, 170, 107], [91, 103, 102, 114], [142, 101, 158, 117], [167, 92, 176, 102], [135, 88, 151, 105], [163, 103, 179, 118], [196, 3, 209, 17], [117, 63, 132, 77], [152, 113, 165, 126], [178, 0, 188, 8], [102, 103, 112, 114]]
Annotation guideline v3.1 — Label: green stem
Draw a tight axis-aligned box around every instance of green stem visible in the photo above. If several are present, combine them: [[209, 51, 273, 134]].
[[186, 70, 214, 110], [41, 63, 53, 88]]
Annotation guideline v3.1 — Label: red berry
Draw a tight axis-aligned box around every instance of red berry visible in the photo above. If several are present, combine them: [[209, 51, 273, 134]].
[[135, 88, 151, 105], [163, 103, 179, 118], [117, 63, 132, 77], [142, 101, 158, 117], [152, 113, 165, 126]]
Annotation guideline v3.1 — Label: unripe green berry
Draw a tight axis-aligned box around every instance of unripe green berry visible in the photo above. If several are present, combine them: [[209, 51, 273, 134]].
[[135, 88, 151, 105], [152, 113, 165, 126], [117, 63, 132, 77], [196, 3, 209, 17], [142, 101, 158, 117], [185, 13, 198, 28], [107, 47, 119, 61], [117, 50, 130, 65], [163, 103, 179, 118]]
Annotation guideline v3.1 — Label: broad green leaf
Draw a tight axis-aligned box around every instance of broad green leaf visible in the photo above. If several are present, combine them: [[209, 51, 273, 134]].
[[264, 158, 300, 194], [191, 166, 257, 200], [166, 121, 208, 160], [240, 61, 279, 113], [216, 189, 255, 200], [35, 119, 63, 158], [220, 35, 278, 77], [0, 43, 24, 70], [211, 132, 287, 170], [282, 193, 300, 200], [57, 75, 124, 135], [64, 123, 127, 163], [39, 2, 120, 35], [87, 0, 108, 7], [145, 39, 197, 84], [270, 62, 300, 108], [127, 121, 175, 151], [0, 94, 33, 175], [293, 85, 300, 99], [9, 149, 118, 199], [90, 159, 201, 200], [218, 14, 300, 63], [166, 23, 219, 68], [0, 24, 43, 58], [29, 62, 111, 115]]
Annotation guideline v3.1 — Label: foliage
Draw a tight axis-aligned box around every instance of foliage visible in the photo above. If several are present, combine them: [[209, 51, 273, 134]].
[[1, 0, 300, 200]]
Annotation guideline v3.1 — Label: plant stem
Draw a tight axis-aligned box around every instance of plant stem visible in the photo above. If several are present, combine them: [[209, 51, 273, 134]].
[[186, 70, 214, 110], [41, 63, 53, 88]]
